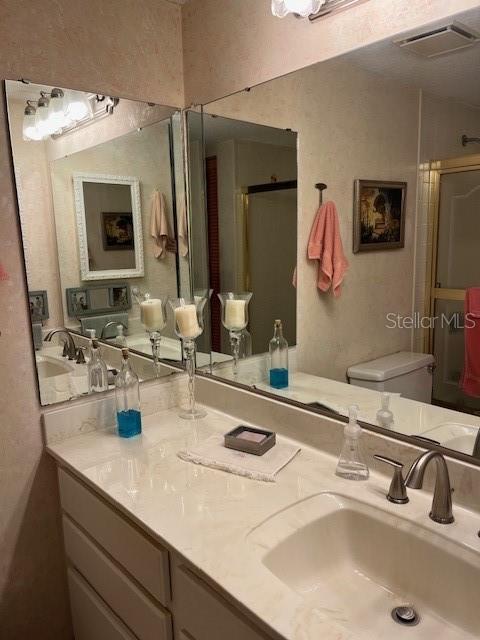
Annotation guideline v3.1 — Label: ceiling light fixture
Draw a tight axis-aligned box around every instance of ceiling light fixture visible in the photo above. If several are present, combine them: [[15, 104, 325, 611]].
[[271, 0, 325, 18]]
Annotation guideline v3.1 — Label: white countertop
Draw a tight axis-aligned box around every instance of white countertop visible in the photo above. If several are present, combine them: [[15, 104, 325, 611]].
[[47, 405, 480, 640]]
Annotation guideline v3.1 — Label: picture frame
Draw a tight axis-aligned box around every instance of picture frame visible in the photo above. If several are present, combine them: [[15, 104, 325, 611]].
[[29, 290, 49, 321], [66, 283, 131, 317], [108, 284, 131, 309], [102, 212, 135, 251], [66, 288, 91, 316], [73, 172, 144, 281], [353, 179, 407, 253]]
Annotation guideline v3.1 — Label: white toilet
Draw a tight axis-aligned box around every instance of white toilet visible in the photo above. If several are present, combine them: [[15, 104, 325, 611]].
[[347, 351, 435, 403]]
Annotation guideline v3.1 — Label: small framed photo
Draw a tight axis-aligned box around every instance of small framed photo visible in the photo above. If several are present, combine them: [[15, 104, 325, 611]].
[[109, 284, 130, 308], [102, 212, 135, 251], [29, 290, 49, 321], [353, 180, 407, 253], [67, 288, 91, 316]]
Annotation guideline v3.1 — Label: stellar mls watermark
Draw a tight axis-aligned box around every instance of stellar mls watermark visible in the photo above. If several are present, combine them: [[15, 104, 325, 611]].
[[386, 312, 475, 330]]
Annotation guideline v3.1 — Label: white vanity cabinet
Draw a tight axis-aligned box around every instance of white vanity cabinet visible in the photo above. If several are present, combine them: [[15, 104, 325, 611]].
[[57, 468, 275, 640]]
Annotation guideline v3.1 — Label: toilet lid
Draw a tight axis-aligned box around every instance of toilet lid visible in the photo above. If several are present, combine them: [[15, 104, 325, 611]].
[[347, 351, 435, 382]]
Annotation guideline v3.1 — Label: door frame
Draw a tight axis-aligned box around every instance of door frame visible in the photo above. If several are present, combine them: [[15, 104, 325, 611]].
[[424, 153, 480, 353]]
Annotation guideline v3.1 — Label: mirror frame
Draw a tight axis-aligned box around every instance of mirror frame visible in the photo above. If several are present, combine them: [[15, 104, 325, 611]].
[[73, 172, 144, 281]]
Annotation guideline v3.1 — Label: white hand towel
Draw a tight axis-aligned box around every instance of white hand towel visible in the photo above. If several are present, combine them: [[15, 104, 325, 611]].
[[178, 434, 300, 482], [177, 203, 189, 257], [150, 191, 170, 259]]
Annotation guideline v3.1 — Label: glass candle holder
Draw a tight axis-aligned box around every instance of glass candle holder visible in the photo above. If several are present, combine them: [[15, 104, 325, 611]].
[[169, 296, 207, 420], [217, 292, 253, 378], [140, 293, 166, 375]]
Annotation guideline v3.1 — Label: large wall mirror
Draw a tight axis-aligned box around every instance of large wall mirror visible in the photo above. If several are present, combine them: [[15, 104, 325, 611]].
[[6, 80, 193, 405], [190, 8, 480, 465]]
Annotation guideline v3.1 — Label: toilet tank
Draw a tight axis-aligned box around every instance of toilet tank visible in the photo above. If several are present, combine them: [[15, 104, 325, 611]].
[[347, 351, 435, 403]]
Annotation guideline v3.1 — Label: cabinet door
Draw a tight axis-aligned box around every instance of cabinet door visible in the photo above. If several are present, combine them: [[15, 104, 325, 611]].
[[59, 468, 170, 605], [68, 568, 137, 640], [173, 563, 272, 640], [64, 516, 172, 640]]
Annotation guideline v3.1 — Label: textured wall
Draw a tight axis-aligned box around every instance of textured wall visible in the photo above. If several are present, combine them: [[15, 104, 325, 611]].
[[0, 1, 183, 638], [182, 0, 480, 105]]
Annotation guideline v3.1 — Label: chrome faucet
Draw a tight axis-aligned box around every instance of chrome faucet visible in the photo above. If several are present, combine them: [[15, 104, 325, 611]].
[[100, 321, 128, 339], [405, 451, 454, 524], [44, 328, 77, 360]]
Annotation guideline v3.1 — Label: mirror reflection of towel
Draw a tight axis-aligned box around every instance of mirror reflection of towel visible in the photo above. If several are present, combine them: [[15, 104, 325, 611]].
[[177, 203, 189, 257], [150, 191, 170, 259]]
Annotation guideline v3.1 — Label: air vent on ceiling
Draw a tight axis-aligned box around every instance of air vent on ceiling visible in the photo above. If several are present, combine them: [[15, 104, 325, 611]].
[[395, 23, 480, 58]]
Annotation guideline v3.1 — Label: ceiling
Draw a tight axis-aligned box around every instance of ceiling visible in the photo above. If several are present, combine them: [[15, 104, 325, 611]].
[[343, 7, 480, 108], [203, 113, 297, 150]]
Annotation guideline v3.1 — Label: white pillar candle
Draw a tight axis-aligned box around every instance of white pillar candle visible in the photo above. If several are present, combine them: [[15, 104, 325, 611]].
[[225, 299, 246, 330], [140, 298, 165, 331], [175, 304, 200, 338]]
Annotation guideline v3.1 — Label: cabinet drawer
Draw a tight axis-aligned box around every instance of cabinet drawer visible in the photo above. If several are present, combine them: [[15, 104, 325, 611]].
[[64, 516, 172, 640], [173, 563, 271, 640], [58, 467, 170, 605], [67, 568, 137, 640]]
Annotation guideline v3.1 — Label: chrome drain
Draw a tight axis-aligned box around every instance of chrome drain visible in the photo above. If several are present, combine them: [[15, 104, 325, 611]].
[[391, 606, 420, 626]]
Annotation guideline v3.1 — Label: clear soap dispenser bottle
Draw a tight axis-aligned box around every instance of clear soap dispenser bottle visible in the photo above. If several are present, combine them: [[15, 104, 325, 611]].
[[336, 405, 369, 481], [115, 324, 128, 348], [88, 338, 108, 393], [269, 319, 289, 389], [115, 348, 142, 438], [376, 392, 394, 429]]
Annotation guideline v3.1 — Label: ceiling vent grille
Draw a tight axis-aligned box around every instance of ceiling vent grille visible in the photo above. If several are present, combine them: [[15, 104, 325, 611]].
[[395, 23, 480, 58]]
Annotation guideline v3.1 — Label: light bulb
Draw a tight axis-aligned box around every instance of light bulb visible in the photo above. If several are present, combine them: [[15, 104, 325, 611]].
[[272, 0, 324, 18], [65, 90, 92, 122], [34, 97, 52, 138], [22, 104, 42, 141], [46, 88, 66, 132]]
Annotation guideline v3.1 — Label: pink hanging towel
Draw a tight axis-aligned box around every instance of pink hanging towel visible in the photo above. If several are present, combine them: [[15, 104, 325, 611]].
[[150, 191, 170, 259], [461, 287, 480, 397], [308, 201, 348, 297]]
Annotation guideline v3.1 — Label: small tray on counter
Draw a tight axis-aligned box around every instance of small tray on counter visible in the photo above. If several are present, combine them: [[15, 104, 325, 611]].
[[224, 426, 276, 456]]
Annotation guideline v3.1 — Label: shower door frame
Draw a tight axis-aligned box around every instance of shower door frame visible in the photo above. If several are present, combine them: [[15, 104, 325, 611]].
[[424, 153, 480, 354]]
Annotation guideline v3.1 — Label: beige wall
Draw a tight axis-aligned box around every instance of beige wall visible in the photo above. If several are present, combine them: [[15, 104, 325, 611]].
[[182, 0, 480, 104], [0, 1, 183, 637], [206, 58, 420, 381]]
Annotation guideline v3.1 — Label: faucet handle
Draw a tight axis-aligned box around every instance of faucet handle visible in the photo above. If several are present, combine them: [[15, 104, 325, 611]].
[[62, 340, 69, 358], [76, 347, 87, 365], [374, 455, 409, 504]]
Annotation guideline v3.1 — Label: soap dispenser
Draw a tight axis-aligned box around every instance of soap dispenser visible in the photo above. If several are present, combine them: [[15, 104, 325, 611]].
[[376, 392, 394, 429], [115, 324, 128, 348], [336, 405, 369, 481], [88, 337, 108, 393]]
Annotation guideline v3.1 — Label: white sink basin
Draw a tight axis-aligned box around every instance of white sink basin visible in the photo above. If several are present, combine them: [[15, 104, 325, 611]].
[[249, 493, 480, 639], [37, 356, 74, 379], [421, 423, 479, 455]]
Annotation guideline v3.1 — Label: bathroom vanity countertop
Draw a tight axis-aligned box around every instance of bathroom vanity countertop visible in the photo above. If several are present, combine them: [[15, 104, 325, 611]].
[[47, 405, 480, 640], [253, 371, 480, 447]]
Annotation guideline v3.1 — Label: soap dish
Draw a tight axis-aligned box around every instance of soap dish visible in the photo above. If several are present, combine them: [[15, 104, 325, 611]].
[[224, 426, 276, 456]]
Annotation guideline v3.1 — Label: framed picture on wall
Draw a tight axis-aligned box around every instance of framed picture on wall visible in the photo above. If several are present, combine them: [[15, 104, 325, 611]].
[[102, 212, 135, 251], [29, 290, 49, 321], [353, 180, 407, 253], [109, 284, 130, 308]]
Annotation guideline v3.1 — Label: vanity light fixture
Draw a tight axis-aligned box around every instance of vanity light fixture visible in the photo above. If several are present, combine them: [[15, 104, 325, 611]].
[[272, 0, 368, 20], [22, 89, 116, 141], [271, 0, 325, 17]]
